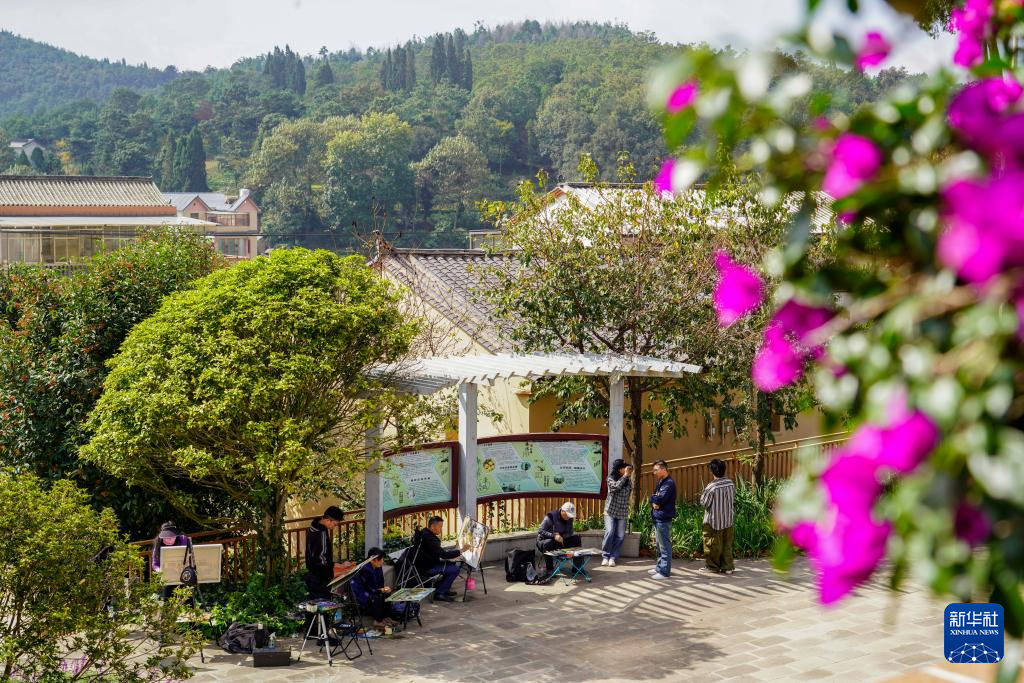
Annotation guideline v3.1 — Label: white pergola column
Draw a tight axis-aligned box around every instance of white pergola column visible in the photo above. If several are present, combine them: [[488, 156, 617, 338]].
[[363, 426, 384, 555], [457, 382, 478, 523], [608, 374, 625, 471]]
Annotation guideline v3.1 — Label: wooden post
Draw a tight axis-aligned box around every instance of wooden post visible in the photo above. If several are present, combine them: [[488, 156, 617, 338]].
[[458, 382, 478, 525], [364, 425, 384, 555]]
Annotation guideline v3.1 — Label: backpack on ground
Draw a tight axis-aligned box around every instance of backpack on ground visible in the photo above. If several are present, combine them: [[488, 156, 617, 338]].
[[505, 549, 538, 583], [218, 622, 269, 653]]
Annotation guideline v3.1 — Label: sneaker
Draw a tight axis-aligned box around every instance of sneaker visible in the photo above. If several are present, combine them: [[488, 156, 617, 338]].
[[724, 569, 736, 575], [608, 559, 616, 567], [650, 572, 670, 580], [601, 558, 609, 566], [648, 568, 660, 575], [697, 567, 719, 576]]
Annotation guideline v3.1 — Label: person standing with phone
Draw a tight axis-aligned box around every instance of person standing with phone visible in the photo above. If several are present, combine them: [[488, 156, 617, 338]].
[[601, 459, 633, 567]]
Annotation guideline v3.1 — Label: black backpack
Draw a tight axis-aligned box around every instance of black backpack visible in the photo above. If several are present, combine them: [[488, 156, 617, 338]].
[[505, 549, 538, 583], [218, 622, 270, 653]]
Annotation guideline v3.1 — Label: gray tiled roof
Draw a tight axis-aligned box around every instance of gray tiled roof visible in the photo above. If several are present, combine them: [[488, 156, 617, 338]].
[[163, 192, 255, 212], [0, 175, 170, 208], [378, 248, 520, 353]]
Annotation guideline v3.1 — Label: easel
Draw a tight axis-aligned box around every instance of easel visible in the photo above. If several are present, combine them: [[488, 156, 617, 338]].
[[161, 543, 223, 664], [297, 557, 374, 665]]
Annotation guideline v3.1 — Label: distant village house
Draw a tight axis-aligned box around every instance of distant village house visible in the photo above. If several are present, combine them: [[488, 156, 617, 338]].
[[163, 190, 262, 260]]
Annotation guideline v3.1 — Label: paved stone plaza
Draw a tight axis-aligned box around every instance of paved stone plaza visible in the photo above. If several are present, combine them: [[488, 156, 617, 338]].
[[192, 557, 949, 682]]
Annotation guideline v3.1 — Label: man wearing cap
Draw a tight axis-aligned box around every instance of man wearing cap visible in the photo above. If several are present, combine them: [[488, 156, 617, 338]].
[[305, 506, 345, 600], [536, 502, 582, 573]]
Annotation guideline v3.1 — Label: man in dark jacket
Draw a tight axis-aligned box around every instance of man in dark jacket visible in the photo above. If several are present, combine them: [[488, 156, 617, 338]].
[[649, 461, 677, 580], [414, 516, 462, 602], [304, 506, 344, 600], [536, 502, 582, 572]]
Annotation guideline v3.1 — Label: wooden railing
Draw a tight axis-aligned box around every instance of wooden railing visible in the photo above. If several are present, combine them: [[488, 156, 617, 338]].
[[637, 432, 849, 502], [133, 433, 847, 582], [131, 510, 365, 581]]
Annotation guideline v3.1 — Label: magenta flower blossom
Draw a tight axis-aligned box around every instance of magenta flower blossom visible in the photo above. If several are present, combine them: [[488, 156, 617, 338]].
[[752, 325, 805, 392], [949, 0, 994, 67], [954, 502, 991, 547], [822, 133, 883, 199], [875, 412, 940, 474], [821, 451, 883, 510], [654, 159, 675, 194], [772, 299, 833, 345], [666, 81, 698, 113], [948, 77, 1024, 167], [813, 512, 892, 605], [855, 31, 891, 71], [713, 251, 764, 327], [938, 173, 1024, 284]]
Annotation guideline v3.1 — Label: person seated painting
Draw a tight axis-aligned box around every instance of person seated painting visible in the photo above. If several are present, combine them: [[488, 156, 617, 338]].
[[350, 547, 395, 628], [413, 516, 463, 602], [536, 502, 582, 572]]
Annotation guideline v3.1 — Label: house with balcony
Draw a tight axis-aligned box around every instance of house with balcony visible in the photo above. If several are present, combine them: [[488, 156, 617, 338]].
[[163, 189, 262, 259], [0, 175, 215, 266]]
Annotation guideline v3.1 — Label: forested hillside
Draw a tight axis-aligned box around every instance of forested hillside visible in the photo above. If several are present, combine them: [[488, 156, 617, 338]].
[[0, 31, 178, 117], [0, 21, 913, 250]]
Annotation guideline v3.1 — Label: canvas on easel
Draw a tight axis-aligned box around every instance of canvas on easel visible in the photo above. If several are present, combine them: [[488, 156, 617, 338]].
[[457, 517, 489, 569], [160, 544, 223, 585]]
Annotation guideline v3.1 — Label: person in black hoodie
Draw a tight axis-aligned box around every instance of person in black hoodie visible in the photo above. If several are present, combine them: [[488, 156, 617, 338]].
[[304, 506, 344, 600], [413, 516, 462, 602], [536, 502, 582, 572]]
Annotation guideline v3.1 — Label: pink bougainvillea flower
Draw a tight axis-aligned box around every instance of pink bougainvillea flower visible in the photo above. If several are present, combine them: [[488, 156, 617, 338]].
[[875, 411, 940, 474], [938, 174, 1024, 284], [772, 299, 833, 345], [949, 0, 994, 67], [713, 251, 764, 327], [666, 80, 698, 113], [822, 133, 883, 199], [948, 77, 1024, 166], [654, 159, 675, 194], [821, 451, 883, 511], [813, 512, 892, 605], [752, 324, 805, 392], [954, 502, 991, 547], [855, 31, 891, 71]]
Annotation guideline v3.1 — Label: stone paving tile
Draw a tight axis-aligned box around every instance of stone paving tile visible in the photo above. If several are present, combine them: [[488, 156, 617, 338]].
[[190, 558, 947, 683]]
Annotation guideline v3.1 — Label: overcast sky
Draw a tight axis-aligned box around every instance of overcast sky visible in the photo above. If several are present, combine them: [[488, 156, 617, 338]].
[[0, 0, 954, 73]]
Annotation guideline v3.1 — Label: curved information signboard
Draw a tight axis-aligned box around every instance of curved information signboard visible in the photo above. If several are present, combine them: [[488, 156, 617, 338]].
[[476, 434, 607, 502], [381, 442, 459, 517]]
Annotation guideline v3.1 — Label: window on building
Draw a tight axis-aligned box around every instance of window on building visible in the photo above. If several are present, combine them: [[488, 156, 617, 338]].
[[190, 212, 200, 219], [218, 238, 242, 256]]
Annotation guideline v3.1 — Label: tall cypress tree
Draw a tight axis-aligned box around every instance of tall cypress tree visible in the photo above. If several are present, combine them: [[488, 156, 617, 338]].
[[404, 43, 416, 90], [157, 134, 176, 189], [380, 49, 393, 90], [462, 49, 473, 90], [29, 147, 45, 172], [16, 151, 31, 168], [291, 57, 306, 95], [430, 35, 447, 84], [445, 34, 460, 85], [184, 128, 208, 192], [314, 60, 335, 87]]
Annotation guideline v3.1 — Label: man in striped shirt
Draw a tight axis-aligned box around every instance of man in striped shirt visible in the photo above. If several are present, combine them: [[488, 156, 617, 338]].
[[699, 459, 736, 575]]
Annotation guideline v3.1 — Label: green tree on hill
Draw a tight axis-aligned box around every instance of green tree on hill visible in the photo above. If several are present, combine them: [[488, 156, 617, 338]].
[[82, 249, 420, 583]]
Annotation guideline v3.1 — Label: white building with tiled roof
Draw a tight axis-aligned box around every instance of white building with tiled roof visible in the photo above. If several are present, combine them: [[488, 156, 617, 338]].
[[0, 175, 214, 266], [162, 190, 261, 260]]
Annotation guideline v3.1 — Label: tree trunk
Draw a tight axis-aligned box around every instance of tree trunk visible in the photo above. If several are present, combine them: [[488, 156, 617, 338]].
[[256, 487, 288, 587], [753, 391, 769, 488], [628, 381, 645, 510]]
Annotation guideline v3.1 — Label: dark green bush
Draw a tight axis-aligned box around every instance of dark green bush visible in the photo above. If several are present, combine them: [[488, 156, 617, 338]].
[[200, 572, 307, 638], [629, 478, 782, 559]]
